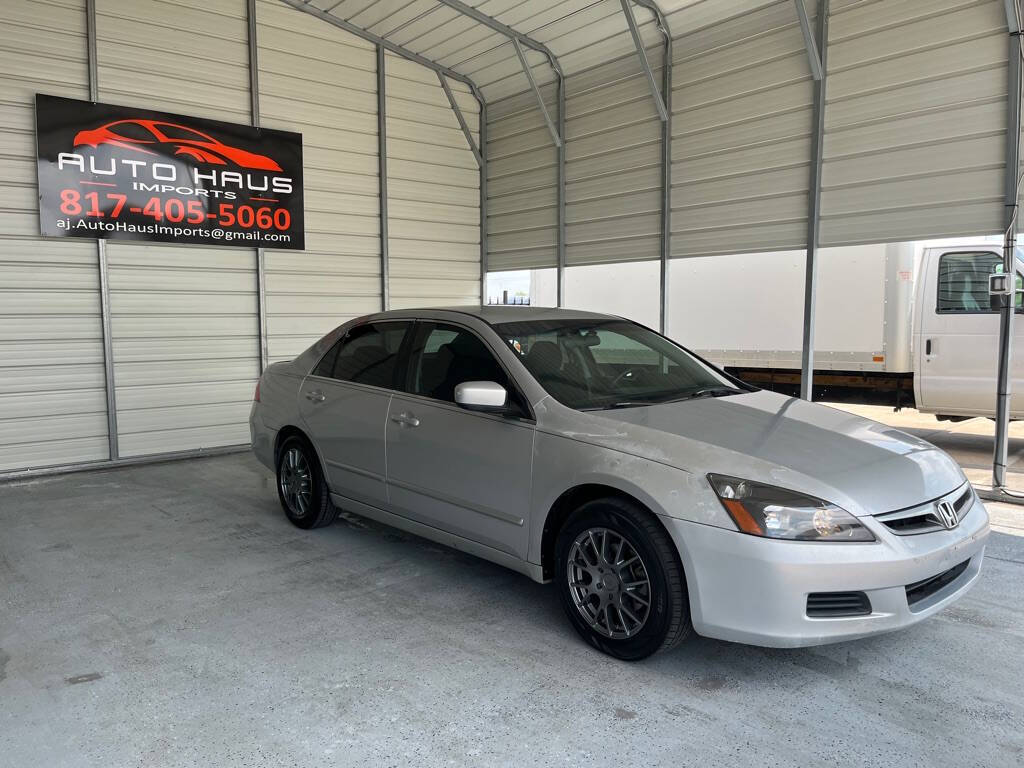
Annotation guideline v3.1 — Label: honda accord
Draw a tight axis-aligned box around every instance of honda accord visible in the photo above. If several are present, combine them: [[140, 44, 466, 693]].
[[250, 307, 989, 660]]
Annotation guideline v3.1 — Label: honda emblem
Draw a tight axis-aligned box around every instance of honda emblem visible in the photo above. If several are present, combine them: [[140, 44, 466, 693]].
[[935, 500, 958, 529]]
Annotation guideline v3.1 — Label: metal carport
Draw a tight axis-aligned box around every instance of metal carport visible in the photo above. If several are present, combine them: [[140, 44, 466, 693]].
[[0, 0, 1021, 486]]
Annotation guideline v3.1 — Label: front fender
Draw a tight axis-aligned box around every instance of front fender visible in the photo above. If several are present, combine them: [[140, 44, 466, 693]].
[[528, 430, 734, 566]]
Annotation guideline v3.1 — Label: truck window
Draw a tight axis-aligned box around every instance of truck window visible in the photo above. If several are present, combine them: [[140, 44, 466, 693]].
[[937, 251, 1022, 313]]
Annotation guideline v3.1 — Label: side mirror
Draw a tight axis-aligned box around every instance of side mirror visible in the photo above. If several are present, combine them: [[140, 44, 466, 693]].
[[454, 380, 507, 411]]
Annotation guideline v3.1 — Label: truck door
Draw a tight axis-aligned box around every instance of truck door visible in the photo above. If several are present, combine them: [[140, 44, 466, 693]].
[[916, 249, 1024, 417]]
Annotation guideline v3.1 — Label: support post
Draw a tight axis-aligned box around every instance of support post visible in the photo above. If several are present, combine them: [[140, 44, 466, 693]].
[[377, 46, 390, 311], [480, 99, 488, 305], [799, 0, 829, 401], [620, 0, 668, 121], [994, 24, 1022, 488], [86, 0, 119, 461], [556, 73, 567, 307], [247, 0, 268, 373]]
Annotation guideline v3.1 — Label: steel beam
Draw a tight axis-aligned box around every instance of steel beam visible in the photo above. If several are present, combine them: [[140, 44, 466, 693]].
[[247, 0, 269, 374], [1006, 0, 1021, 33], [438, 72, 482, 167], [85, 0, 120, 461], [480, 100, 489, 304], [512, 38, 562, 148], [434, 0, 561, 68], [620, 0, 668, 122], [994, 26, 1022, 488], [793, 0, 823, 81], [378, 46, 391, 312], [630, 0, 673, 332], [799, 0, 829, 401], [557, 74, 566, 306], [279, 0, 484, 104]]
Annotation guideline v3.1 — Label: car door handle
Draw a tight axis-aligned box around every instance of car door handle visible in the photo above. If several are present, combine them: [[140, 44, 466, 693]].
[[305, 390, 326, 403], [390, 412, 420, 428]]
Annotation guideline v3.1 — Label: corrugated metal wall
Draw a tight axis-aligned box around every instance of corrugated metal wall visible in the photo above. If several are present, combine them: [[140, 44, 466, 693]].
[[0, 0, 110, 472], [385, 51, 481, 308], [258, 0, 381, 364], [96, 0, 260, 457], [669, 0, 816, 259], [486, 81, 558, 271], [820, 0, 1008, 245]]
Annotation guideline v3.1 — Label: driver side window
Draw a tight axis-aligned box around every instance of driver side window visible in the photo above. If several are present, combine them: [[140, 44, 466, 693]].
[[937, 251, 1023, 313]]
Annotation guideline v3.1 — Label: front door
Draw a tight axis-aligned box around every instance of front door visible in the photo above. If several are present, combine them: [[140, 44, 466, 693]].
[[298, 320, 412, 508], [916, 249, 1024, 416], [385, 322, 535, 559]]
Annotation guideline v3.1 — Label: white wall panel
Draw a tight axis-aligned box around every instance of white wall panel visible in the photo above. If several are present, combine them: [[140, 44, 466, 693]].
[[385, 51, 480, 308], [97, 0, 259, 457], [0, 0, 109, 472], [820, 0, 1007, 245], [258, 0, 382, 363], [670, 0, 815, 258]]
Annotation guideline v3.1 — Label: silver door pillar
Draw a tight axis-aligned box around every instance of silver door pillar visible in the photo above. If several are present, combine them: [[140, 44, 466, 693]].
[[799, 0, 829, 401], [994, 13, 1022, 488]]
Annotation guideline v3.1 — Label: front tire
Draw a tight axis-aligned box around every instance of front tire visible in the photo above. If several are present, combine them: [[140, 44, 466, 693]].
[[555, 498, 691, 660], [276, 436, 338, 529]]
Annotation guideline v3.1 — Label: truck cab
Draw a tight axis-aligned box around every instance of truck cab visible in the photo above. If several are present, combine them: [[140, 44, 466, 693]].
[[914, 245, 1024, 418]]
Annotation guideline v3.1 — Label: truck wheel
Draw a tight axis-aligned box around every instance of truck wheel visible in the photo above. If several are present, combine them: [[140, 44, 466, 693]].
[[555, 497, 691, 660], [276, 436, 338, 529]]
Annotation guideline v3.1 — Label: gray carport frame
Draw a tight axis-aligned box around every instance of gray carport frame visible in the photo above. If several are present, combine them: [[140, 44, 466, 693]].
[[6, 1, 1020, 492]]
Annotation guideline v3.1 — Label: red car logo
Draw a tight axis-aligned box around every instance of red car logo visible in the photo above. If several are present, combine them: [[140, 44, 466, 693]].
[[73, 119, 282, 171]]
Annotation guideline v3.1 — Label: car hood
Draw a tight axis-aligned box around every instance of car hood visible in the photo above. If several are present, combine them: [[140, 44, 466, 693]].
[[545, 390, 965, 516]]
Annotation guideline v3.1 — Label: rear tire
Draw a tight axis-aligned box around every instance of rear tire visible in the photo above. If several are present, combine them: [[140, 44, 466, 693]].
[[276, 436, 338, 529], [555, 497, 691, 660]]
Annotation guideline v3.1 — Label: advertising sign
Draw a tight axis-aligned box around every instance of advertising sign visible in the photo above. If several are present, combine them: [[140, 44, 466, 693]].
[[35, 94, 304, 249]]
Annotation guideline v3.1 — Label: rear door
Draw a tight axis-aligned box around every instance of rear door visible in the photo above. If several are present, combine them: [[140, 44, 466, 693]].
[[384, 321, 535, 559], [916, 249, 1024, 416], [298, 321, 412, 508]]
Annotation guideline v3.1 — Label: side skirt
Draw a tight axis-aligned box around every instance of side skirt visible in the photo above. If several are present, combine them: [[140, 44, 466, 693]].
[[329, 492, 547, 583]]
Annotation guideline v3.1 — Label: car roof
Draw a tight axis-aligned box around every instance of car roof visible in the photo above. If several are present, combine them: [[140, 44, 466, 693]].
[[360, 305, 620, 325]]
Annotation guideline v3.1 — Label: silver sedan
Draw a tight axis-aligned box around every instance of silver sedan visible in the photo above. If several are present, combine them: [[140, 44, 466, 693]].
[[250, 307, 989, 660]]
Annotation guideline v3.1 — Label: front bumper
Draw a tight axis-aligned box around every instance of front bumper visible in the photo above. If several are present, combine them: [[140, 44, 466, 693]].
[[662, 496, 990, 648]]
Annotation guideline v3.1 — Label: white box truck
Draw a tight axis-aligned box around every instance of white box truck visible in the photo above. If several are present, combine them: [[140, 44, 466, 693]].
[[670, 242, 1021, 419]]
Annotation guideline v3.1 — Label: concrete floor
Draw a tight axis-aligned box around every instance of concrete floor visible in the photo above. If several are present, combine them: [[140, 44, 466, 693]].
[[2, 453, 1023, 767]]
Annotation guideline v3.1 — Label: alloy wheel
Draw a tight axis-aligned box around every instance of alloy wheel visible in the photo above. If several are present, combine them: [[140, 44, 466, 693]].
[[566, 527, 652, 639], [279, 447, 313, 518]]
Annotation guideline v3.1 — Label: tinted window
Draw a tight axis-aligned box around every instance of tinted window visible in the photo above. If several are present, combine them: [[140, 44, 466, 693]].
[[408, 323, 508, 403], [937, 251, 1023, 312], [494, 318, 742, 411], [312, 322, 410, 389]]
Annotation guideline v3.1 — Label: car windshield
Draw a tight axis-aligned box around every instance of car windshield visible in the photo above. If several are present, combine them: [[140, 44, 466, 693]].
[[492, 318, 747, 411]]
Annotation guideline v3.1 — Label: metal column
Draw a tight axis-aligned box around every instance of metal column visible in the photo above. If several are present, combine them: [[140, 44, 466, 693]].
[[377, 46, 390, 311], [799, 0, 829, 401], [247, 0, 269, 372], [557, 73, 566, 307], [86, 0, 119, 461], [479, 100, 488, 305], [994, 20, 1022, 488]]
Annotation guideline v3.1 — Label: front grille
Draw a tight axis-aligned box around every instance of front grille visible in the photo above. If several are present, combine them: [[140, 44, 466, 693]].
[[807, 591, 872, 618], [906, 559, 971, 607], [875, 484, 974, 535]]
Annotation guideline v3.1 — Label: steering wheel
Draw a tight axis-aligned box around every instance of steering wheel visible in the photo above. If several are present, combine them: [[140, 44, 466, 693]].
[[610, 367, 644, 388]]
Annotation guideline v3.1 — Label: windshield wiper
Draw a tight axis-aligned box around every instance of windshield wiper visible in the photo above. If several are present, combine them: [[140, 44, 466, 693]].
[[579, 401, 655, 411], [666, 387, 743, 403]]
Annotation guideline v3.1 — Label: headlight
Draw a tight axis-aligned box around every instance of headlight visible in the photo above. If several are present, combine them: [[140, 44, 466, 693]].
[[707, 474, 875, 542]]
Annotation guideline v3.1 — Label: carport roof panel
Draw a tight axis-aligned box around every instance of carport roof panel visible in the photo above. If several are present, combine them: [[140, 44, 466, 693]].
[[298, 0, 699, 100]]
